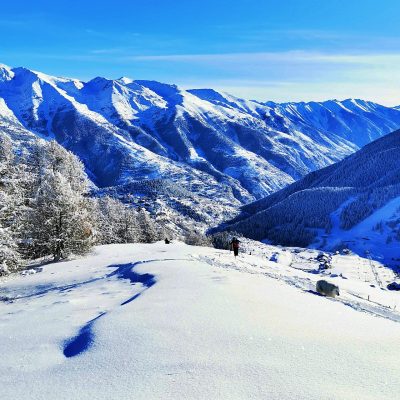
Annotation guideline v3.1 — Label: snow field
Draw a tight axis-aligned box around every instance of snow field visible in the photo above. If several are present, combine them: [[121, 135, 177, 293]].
[[1, 242, 400, 399]]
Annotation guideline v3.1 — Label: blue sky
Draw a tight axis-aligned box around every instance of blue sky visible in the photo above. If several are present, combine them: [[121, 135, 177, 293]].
[[1, 0, 400, 105]]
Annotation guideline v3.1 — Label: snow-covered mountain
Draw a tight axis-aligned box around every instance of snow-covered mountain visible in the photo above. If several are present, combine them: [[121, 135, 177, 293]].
[[2, 63, 400, 207], [224, 129, 400, 268]]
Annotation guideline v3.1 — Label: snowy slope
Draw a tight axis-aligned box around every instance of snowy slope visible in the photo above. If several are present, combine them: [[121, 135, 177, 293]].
[[2, 63, 400, 204], [1, 242, 400, 400], [225, 129, 400, 268], [314, 196, 400, 266], [270, 98, 400, 147], [0, 96, 37, 145]]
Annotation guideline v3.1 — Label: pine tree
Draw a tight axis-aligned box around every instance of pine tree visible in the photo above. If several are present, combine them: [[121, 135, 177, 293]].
[[0, 133, 23, 274], [121, 206, 140, 243], [95, 196, 140, 244], [137, 208, 158, 243], [21, 141, 94, 261], [184, 230, 212, 247]]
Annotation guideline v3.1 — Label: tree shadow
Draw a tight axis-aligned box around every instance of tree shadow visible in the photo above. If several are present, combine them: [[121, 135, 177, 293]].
[[63, 312, 106, 358], [62, 261, 157, 358]]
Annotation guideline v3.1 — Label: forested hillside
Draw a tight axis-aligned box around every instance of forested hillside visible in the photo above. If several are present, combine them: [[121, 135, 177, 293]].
[[222, 129, 400, 266]]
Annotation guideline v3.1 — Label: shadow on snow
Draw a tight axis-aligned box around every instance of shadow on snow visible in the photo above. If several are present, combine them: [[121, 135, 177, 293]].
[[62, 258, 185, 358]]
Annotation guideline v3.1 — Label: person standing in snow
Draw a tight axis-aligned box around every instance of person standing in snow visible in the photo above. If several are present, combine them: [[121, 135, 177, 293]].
[[230, 237, 240, 257]]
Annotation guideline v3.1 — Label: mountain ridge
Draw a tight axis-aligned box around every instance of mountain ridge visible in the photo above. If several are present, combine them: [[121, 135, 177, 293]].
[[1, 63, 400, 214]]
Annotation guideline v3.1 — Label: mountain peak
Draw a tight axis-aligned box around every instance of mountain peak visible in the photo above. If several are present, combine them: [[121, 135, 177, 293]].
[[11, 67, 59, 85], [83, 76, 115, 92], [0, 63, 14, 81], [117, 76, 133, 85], [134, 80, 181, 101], [188, 88, 229, 103]]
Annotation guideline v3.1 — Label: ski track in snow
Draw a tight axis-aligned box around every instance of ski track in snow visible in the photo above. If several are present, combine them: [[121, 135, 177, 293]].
[[193, 252, 400, 323]]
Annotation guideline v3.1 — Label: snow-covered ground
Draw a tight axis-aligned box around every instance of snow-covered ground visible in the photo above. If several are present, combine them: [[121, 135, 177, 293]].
[[316, 196, 400, 269], [1, 242, 400, 399]]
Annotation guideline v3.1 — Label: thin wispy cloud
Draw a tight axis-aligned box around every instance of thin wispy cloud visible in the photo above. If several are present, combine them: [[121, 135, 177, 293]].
[[223, 28, 400, 47], [120, 50, 400, 65], [89, 48, 127, 55], [3, 48, 399, 105], [8, 49, 400, 66]]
